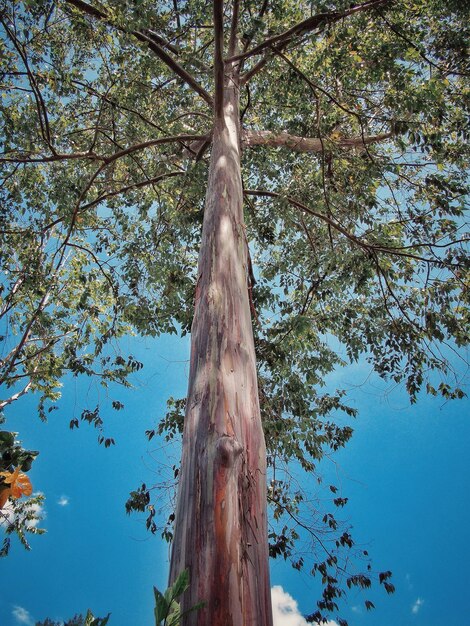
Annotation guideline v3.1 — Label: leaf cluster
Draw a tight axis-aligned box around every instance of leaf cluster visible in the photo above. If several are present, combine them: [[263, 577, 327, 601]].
[[154, 569, 204, 626], [0, 417, 43, 556]]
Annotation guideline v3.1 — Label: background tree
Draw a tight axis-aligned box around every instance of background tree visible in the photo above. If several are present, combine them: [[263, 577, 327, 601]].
[[0, 418, 44, 556], [35, 610, 110, 626], [0, 0, 468, 624]]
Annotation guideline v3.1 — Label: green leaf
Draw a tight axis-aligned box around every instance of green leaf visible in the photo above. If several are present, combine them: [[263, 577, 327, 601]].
[[169, 569, 190, 600], [154, 587, 170, 624], [166, 600, 181, 626]]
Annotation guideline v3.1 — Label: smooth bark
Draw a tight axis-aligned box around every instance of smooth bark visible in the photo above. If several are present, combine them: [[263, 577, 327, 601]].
[[242, 129, 392, 152], [169, 67, 273, 625]]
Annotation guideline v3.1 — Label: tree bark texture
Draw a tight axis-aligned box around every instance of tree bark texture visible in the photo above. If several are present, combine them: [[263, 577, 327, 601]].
[[169, 68, 273, 626]]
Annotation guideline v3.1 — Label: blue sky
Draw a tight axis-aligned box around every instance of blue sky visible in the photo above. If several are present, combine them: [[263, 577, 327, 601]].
[[1, 331, 469, 626]]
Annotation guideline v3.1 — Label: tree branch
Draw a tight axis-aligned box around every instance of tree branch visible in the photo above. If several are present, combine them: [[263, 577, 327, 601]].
[[0, 134, 209, 165], [242, 129, 392, 153], [101, 134, 210, 164], [245, 189, 460, 267], [244, 189, 371, 251], [213, 0, 225, 117], [172, 0, 181, 30], [1, 17, 54, 151], [64, 0, 105, 20], [0, 275, 25, 319], [140, 28, 179, 55], [135, 31, 214, 107], [227, 0, 392, 63], [78, 171, 184, 213], [0, 150, 103, 164], [377, 10, 468, 77], [228, 0, 240, 57], [0, 376, 36, 410], [39, 170, 183, 234], [0, 284, 55, 386], [269, 48, 367, 122], [240, 55, 269, 86], [64, 0, 213, 107]]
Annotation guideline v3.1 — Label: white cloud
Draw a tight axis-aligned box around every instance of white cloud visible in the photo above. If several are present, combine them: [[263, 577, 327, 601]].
[[12, 605, 34, 626], [57, 494, 70, 506], [412, 597, 424, 614], [271, 585, 339, 626]]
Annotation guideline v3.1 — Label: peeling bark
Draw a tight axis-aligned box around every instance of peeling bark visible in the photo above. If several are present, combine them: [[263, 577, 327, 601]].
[[169, 66, 273, 626]]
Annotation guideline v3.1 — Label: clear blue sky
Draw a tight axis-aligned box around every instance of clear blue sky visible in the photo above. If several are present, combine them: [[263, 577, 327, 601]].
[[1, 332, 469, 626]]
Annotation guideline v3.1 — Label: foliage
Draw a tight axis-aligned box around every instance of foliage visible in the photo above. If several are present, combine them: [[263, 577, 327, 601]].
[[35, 610, 110, 626], [0, 0, 468, 622], [33, 572, 199, 626], [0, 417, 44, 556], [154, 569, 204, 626]]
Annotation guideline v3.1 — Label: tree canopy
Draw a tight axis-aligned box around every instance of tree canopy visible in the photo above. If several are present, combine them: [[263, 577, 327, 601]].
[[0, 0, 468, 622]]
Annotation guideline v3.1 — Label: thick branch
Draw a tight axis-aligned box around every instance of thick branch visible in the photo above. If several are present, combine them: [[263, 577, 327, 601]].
[[64, 0, 213, 107], [228, 0, 240, 57], [140, 28, 179, 55], [0, 134, 208, 165], [227, 0, 391, 63], [101, 134, 210, 164], [0, 150, 102, 164], [240, 56, 269, 86], [135, 32, 213, 107], [213, 0, 225, 117], [242, 129, 392, 153], [64, 0, 105, 20]]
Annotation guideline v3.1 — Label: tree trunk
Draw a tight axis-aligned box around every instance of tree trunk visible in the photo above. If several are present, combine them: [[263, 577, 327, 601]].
[[169, 67, 273, 626]]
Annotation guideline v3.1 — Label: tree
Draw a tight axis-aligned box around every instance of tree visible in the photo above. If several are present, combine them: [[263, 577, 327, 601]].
[[35, 610, 110, 625], [0, 0, 468, 624], [0, 418, 44, 556]]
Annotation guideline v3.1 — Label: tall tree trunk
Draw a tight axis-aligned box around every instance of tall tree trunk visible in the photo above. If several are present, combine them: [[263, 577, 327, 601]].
[[169, 67, 273, 626]]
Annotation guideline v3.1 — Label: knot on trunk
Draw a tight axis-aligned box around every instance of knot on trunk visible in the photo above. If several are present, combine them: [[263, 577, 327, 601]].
[[216, 435, 243, 468]]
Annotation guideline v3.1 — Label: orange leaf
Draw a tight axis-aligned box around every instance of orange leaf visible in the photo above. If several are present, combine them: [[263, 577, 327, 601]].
[[18, 473, 33, 497], [0, 467, 20, 485], [0, 467, 33, 499]]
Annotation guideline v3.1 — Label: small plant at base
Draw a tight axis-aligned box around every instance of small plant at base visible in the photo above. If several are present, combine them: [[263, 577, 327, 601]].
[[154, 569, 205, 626]]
